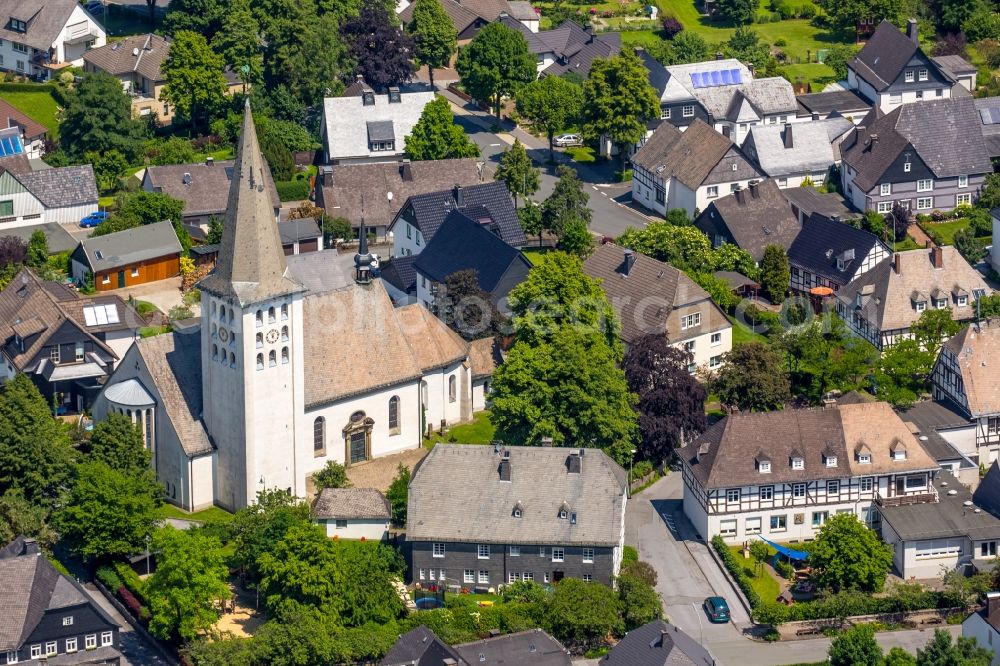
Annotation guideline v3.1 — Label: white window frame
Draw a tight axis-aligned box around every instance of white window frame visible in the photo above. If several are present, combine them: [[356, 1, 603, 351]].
[[464, 569, 475, 583], [30, 646, 41, 660], [45, 642, 57, 657], [478, 570, 489, 584], [877, 201, 893, 214], [706, 185, 718, 198], [551, 547, 565, 562], [719, 519, 737, 536], [825, 456, 837, 468], [792, 483, 806, 498], [432, 542, 445, 558], [85, 635, 97, 650], [477, 544, 490, 559], [582, 547, 594, 563], [880, 183, 891, 196], [510, 545, 520, 557], [958, 175, 968, 188], [62, 616, 73, 626], [791, 457, 804, 470], [759, 485, 773, 500], [709, 355, 721, 368], [859, 454, 871, 464], [759, 461, 771, 474], [916, 179, 933, 192], [710, 332, 722, 346], [726, 488, 740, 503], [904, 162, 911, 173], [681, 312, 701, 330], [745, 517, 762, 534], [915, 301, 926, 313], [958, 295, 968, 307], [65, 637, 77, 653], [957, 193, 972, 206], [682, 105, 694, 118], [811, 511, 829, 528], [583, 574, 593, 582], [770, 515, 787, 532], [904, 70, 915, 83], [918, 68, 928, 81], [7, 650, 18, 663], [660, 107, 671, 120]]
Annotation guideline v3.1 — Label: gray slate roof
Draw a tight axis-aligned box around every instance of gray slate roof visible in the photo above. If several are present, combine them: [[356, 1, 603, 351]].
[[694, 179, 800, 262], [743, 117, 852, 178], [391, 181, 524, 248], [973, 96, 1000, 158], [454, 629, 571, 666], [600, 620, 715, 666], [381, 626, 467, 666], [974, 462, 1000, 518], [898, 400, 970, 463], [76, 219, 182, 272], [143, 159, 280, 219], [787, 214, 887, 284], [849, 20, 948, 92], [277, 218, 321, 245], [497, 18, 620, 79], [933, 54, 977, 77], [322, 85, 435, 160], [0, 0, 90, 51], [841, 97, 992, 192], [780, 187, 855, 222], [880, 472, 1000, 542], [0, 222, 78, 254], [407, 444, 627, 546], [795, 89, 871, 118], [15, 165, 98, 208], [313, 487, 390, 520]]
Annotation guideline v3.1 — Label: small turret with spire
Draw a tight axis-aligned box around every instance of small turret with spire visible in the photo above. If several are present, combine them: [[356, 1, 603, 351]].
[[354, 221, 375, 284]]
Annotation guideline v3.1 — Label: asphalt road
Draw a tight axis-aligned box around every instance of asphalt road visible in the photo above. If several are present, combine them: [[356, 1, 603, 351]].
[[628, 473, 959, 665]]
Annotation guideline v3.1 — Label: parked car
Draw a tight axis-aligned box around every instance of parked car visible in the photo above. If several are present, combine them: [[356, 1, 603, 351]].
[[554, 134, 582, 147], [703, 596, 730, 623], [80, 211, 109, 228], [84, 0, 104, 13]]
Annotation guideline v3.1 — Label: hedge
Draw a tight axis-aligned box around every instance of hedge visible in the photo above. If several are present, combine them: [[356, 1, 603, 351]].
[[711, 535, 761, 608], [96, 565, 123, 592], [274, 179, 310, 202], [0, 82, 69, 106], [114, 561, 148, 604], [752, 586, 957, 625]]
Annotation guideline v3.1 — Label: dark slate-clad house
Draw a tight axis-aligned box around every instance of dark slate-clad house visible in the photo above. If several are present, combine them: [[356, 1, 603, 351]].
[[600, 620, 716, 666], [787, 214, 891, 293], [847, 19, 959, 113], [840, 97, 992, 215], [407, 444, 628, 588], [412, 210, 532, 308], [694, 179, 800, 263], [0, 536, 122, 664], [381, 626, 571, 666]]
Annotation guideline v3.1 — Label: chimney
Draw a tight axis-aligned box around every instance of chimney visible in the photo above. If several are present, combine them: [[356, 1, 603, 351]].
[[206, 156, 214, 166], [623, 248, 636, 276], [988, 592, 1000, 618], [499, 458, 511, 481], [893, 253, 901, 274], [869, 133, 879, 146], [182, 172, 191, 185], [932, 245, 943, 269], [906, 18, 918, 44], [321, 165, 333, 186], [925, 239, 932, 249], [388, 86, 401, 104], [749, 181, 759, 198], [734, 185, 744, 204], [541, 436, 553, 447], [399, 160, 412, 181], [22, 538, 39, 556], [783, 125, 793, 149], [747, 62, 755, 76], [715, 51, 723, 61], [567, 452, 582, 474], [454, 184, 464, 207], [696, 442, 710, 462]]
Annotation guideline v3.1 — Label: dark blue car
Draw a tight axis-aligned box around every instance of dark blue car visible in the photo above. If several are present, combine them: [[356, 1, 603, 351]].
[[80, 211, 109, 228], [704, 596, 731, 623]]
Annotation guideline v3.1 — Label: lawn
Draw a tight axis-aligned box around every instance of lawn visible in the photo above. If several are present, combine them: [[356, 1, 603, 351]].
[[728, 544, 782, 604], [894, 237, 921, 251], [565, 145, 597, 164], [780, 63, 836, 91], [158, 503, 234, 523], [424, 410, 496, 448], [727, 314, 768, 345], [1, 90, 60, 138], [523, 247, 553, 265]]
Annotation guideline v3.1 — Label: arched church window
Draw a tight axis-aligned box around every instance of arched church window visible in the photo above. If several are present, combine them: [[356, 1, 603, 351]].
[[211, 302, 216, 317], [343, 412, 373, 465], [211, 323, 217, 339], [314, 417, 326, 456], [268, 307, 276, 323], [281, 347, 289, 364], [229, 352, 236, 368], [281, 326, 289, 342], [268, 350, 276, 367], [219, 305, 226, 320], [449, 376, 457, 403], [256, 332, 263, 349], [256, 353, 264, 371], [228, 308, 234, 324], [281, 304, 289, 320], [255, 310, 263, 327], [388, 396, 399, 431], [212, 344, 218, 360]]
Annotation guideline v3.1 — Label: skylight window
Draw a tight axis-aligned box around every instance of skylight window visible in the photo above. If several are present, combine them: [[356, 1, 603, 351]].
[[82, 304, 120, 326]]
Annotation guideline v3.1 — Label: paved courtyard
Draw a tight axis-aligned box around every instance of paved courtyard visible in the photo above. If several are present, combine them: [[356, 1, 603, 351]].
[[346, 446, 427, 492]]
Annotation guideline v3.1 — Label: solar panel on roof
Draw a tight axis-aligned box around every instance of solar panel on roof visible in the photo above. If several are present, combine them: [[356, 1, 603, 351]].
[[731, 69, 743, 84], [720, 69, 732, 85], [982, 108, 1000, 125], [689, 72, 701, 88]]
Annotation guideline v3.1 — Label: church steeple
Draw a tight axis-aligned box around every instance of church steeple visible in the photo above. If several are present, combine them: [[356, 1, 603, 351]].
[[199, 100, 302, 306]]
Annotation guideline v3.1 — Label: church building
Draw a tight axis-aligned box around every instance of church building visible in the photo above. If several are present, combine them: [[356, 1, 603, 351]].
[[93, 104, 477, 511]]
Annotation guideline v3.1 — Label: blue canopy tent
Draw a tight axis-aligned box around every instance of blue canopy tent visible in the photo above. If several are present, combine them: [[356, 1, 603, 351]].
[[759, 536, 809, 562]]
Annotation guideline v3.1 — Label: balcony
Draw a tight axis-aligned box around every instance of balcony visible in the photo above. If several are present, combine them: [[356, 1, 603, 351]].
[[63, 21, 101, 44], [874, 487, 938, 508]]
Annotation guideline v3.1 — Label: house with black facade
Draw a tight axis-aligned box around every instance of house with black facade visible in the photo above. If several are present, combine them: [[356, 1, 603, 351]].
[[0, 536, 122, 664], [381, 626, 571, 666], [786, 214, 891, 293], [407, 444, 628, 588]]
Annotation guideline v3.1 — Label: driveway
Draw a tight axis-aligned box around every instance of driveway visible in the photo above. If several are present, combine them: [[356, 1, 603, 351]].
[[105, 276, 193, 316], [80, 582, 175, 666], [627, 473, 957, 665]]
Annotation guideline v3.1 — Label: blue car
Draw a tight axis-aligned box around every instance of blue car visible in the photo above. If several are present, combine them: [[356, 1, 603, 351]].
[[704, 596, 731, 623], [80, 211, 109, 228]]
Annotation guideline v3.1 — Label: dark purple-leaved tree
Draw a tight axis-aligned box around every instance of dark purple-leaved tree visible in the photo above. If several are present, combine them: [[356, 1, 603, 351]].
[[622, 334, 707, 463], [342, 0, 415, 92]]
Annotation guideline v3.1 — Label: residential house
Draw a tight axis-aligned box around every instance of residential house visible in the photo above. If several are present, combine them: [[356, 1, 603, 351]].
[[389, 181, 523, 257], [499, 16, 619, 77], [840, 97, 991, 214], [507, 1, 540, 32], [974, 98, 1000, 159], [321, 80, 436, 164], [933, 55, 978, 93], [398, 0, 517, 41], [381, 254, 418, 304], [141, 158, 280, 238], [0, 267, 141, 413], [407, 444, 628, 587], [847, 19, 957, 112], [640, 53, 800, 145], [962, 590, 1000, 665], [781, 187, 856, 225], [314, 158, 483, 239], [412, 209, 531, 308], [381, 626, 570, 666], [468, 336, 497, 412], [0, 0, 106, 81], [0, 98, 47, 158], [631, 119, 763, 217], [878, 471, 1000, 578], [82, 33, 172, 124], [933, 320, 1000, 464], [693, 179, 800, 263], [835, 246, 991, 349], [70, 220, 182, 292], [678, 401, 941, 543], [742, 117, 853, 188], [582, 242, 732, 370], [0, 164, 97, 229], [0, 536, 122, 665], [787, 214, 891, 293], [278, 218, 323, 256], [599, 620, 717, 666], [312, 487, 391, 541], [795, 89, 872, 124], [898, 400, 978, 485]]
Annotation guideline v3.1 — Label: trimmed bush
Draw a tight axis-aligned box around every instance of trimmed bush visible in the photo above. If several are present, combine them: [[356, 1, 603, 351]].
[[711, 535, 761, 608], [96, 565, 123, 592], [274, 179, 311, 202], [114, 561, 148, 603]]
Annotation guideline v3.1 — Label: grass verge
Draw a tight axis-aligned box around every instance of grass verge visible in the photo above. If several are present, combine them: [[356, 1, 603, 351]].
[[424, 411, 496, 448]]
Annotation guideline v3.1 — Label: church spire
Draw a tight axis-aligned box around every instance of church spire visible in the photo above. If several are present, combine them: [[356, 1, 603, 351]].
[[199, 100, 302, 305]]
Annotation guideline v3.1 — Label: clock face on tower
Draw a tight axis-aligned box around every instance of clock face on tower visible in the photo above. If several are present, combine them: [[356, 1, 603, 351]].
[[266, 329, 279, 344], [218, 328, 229, 342]]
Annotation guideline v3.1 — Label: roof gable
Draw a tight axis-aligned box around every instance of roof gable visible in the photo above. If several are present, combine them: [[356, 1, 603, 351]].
[[787, 214, 886, 283], [694, 179, 800, 261], [394, 181, 523, 248], [632, 120, 740, 190]]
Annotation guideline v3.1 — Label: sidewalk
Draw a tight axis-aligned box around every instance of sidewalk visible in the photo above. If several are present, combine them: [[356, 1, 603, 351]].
[[81, 582, 174, 666]]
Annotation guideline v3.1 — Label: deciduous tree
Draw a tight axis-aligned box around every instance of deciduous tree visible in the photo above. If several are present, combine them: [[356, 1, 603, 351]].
[[386, 464, 409, 526], [342, 1, 415, 91], [542, 579, 623, 651], [162, 31, 228, 132], [87, 413, 152, 473], [456, 22, 536, 121], [407, 0, 456, 90], [211, 0, 263, 87], [231, 488, 311, 582], [26, 230, 47, 269], [712, 342, 791, 412], [911, 307, 961, 356], [582, 50, 659, 170], [815, 0, 905, 35], [716, 0, 756, 24], [515, 76, 584, 162], [917, 629, 992, 666], [618, 574, 662, 631], [404, 97, 480, 160], [874, 338, 934, 408], [163, 0, 226, 38], [760, 244, 790, 304], [61, 72, 148, 162], [828, 623, 883, 666], [809, 513, 893, 592], [542, 165, 592, 245], [622, 336, 706, 462], [312, 461, 350, 489], [495, 139, 539, 208]]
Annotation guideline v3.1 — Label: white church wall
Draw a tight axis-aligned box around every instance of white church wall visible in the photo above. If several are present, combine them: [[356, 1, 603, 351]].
[[189, 453, 216, 511]]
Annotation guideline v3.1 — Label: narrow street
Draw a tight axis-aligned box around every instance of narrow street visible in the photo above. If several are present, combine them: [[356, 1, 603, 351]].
[[628, 473, 958, 665], [80, 582, 175, 666]]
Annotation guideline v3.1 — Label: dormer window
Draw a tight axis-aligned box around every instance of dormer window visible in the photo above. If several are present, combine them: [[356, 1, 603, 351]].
[[558, 502, 569, 519], [791, 457, 804, 470], [558, 509, 568, 519], [915, 301, 926, 312], [859, 454, 871, 464], [759, 461, 771, 473], [934, 298, 947, 309], [854, 292, 862, 307], [362, 91, 375, 106], [958, 295, 968, 306], [894, 449, 906, 460], [9, 18, 26, 32], [824, 455, 837, 468], [512, 501, 523, 518], [918, 68, 928, 81], [513, 508, 522, 518]]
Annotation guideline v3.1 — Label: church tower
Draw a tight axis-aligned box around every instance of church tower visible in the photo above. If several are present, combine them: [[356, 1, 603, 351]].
[[199, 101, 306, 511]]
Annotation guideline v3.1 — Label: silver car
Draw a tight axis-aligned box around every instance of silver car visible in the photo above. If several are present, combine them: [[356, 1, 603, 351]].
[[554, 134, 582, 147]]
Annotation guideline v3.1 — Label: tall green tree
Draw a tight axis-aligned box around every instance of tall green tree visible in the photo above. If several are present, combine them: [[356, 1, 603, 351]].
[[86, 150, 130, 193], [716, 0, 756, 24], [147, 526, 231, 641], [712, 342, 791, 412], [163, 0, 226, 38], [313, 461, 350, 489], [917, 629, 992, 666], [54, 461, 161, 562], [404, 96, 480, 160], [617, 222, 717, 273], [618, 574, 663, 631], [760, 244, 790, 304], [407, 0, 456, 90], [87, 413, 151, 473], [211, 0, 263, 87], [386, 464, 409, 526], [265, 11, 347, 106], [911, 308, 961, 356], [26, 230, 47, 269], [581, 49, 659, 170], [61, 72, 148, 162], [342, 1, 415, 91], [542, 165, 592, 245], [0, 489, 57, 550], [0, 375, 75, 505], [515, 76, 584, 162], [495, 139, 539, 208], [874, 338, 934, 408], [456, 22, 536, 121], [815, 0, 905, 34], [162, 31, 228, 132], [886, 647, 917, 666], [231, 489, 312, 582], [809, 514, 893, 592], [542, 579, 623, 651], [828, 623, 883, 666]]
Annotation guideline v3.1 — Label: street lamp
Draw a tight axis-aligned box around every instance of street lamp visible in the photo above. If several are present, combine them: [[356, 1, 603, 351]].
[[144, 534, 151, 576], [628, 449, 636, 498]]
